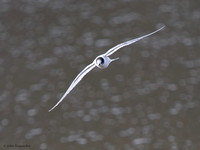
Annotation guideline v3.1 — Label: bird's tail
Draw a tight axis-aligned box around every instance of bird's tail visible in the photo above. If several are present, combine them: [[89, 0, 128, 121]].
[[111, 57, 119, 62]]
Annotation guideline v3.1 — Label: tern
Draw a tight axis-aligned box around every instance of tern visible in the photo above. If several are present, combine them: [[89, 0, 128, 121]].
[[49, 26, 165, 112]]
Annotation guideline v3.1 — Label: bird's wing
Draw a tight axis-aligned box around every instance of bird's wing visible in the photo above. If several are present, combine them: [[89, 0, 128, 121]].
[[104, 26, 165, 57], [49, 62, 96, 112]]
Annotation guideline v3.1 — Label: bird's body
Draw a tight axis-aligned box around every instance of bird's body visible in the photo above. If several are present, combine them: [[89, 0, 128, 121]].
[[95, 55, 119, 69], [49, 26, 165, 112]]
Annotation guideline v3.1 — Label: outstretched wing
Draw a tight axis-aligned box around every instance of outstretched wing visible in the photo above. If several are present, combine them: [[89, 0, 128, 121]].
[[104, 26, 165, 57], [49, 62, 96, 112]]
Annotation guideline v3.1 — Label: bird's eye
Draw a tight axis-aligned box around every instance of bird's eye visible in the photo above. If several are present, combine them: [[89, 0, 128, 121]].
[[99, 57, 104, 64]]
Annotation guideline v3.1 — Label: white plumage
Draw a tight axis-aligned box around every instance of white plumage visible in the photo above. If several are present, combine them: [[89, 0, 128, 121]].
[[95, 55, 119, 69], [49, 26, 165, 112]]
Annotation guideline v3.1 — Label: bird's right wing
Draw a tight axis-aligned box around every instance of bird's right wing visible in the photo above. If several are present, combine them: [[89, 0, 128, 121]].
[[104, 26, 165, 57], [49, 62, 96, 112]]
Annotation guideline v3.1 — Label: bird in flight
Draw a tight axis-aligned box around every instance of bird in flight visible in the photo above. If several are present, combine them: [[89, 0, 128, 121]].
[[49, 26, 165, 112]]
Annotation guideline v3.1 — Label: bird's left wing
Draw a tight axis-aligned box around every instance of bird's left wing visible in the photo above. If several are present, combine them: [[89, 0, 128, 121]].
[[104, 26, 165, 57], [49, 62, 96, 112]]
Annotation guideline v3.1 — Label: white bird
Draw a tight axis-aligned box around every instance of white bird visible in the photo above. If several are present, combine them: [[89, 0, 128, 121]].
[[49, 26, 165, 112]]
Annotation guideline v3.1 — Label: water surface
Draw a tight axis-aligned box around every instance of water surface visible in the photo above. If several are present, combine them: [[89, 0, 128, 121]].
[[0, 0, 200, 150]]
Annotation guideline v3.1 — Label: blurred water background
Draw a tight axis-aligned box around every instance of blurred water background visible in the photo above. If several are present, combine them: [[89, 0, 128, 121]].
[[0, 0, 200, 150]]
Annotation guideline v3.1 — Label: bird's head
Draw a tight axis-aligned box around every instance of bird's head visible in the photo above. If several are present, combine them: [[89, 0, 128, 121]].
[[95, 55, 110, 69]]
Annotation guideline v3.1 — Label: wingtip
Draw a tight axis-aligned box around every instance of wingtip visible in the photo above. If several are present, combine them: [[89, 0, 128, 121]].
[[48, 94, 67, 112], [48, 103, 58, 112], [48, 107, 54, 112], [152, 25, 165, 35], [159, 25, 166, 30]]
